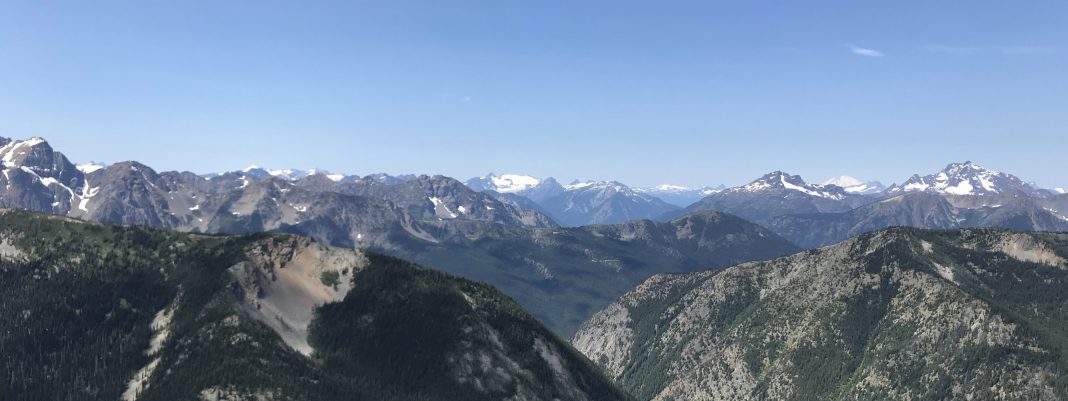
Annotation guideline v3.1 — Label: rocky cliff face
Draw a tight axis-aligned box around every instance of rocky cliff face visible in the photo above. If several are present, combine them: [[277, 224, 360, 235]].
[[574, 227, 1068, 401], [0, 137, 90, 214]]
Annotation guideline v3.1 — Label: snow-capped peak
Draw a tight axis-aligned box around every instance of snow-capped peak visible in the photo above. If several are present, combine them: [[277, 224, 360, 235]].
[[489, 173, 541, 193], [305, 169, 346, 182], [564, 180, 631, 192], [237, 166, 353, 182], [564, 180, 596, 191], [465, 173, 543, 194], [822, 175, 885, 195], [739, 171, 807, 192], [1, 136, 51, 165], [652, 184, 690, 192], [887, 161, 1034, 196], [730, 171, 848, 200], [822, 175, 863, 187], [1056, 188, 1066, 194]]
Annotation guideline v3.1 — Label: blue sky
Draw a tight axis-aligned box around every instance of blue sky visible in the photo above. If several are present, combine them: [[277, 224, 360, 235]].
[[0, 1, 1065, 188]]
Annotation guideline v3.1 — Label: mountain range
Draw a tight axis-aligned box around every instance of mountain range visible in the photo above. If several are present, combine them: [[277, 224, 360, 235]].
[[4, 134, 1068, 400], [675, 162, 1068, 248], [466, 173, 686, 226], [3, 135, 1068, 330], [635, 184, 726, 207], [0, 136, 798, 335], [198, 161, 1067, 240]]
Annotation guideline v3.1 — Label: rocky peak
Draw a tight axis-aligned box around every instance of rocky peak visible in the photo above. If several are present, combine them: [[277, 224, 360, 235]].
[[105, 161, 165, 183], [0, 137, 84, 188], [888, 161, 1039, 196], [294, 172, 340, 192], [731, 171, 849, 200], [1, 137, 51, 166]]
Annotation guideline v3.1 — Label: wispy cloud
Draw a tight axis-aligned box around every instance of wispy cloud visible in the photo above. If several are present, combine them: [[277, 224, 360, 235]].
[[922, 45, 1057, 56], [849, 45, 884, 58]]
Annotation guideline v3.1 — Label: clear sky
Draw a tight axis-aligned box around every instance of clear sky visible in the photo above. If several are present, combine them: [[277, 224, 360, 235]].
[[0, 1, 1065, 188]]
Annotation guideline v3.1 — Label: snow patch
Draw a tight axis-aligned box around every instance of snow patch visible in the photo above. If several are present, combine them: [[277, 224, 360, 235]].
[[564, 181, 596, 190], [76, 162, 105, 174], [77, 179, 99, 212], [944, 180, 974, 195], [429, 196, 459, 219]]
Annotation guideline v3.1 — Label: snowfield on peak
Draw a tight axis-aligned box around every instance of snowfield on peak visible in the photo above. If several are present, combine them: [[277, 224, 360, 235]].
[[76, 162, 105, 174], [0, 138, 47, 164], [563, 180, 597, 190], [240, 165, 353, 182], [823, 175, 864, 187], [822, 175, 886, 195], [731, 171, 848, 200], [489, 173, 541, 193], [887, 161, 1039, 196]]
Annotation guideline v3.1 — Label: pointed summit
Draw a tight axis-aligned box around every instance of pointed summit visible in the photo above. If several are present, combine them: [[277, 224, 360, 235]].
[[730, 171, 848, 200], [887, 161, 1039, 196]]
